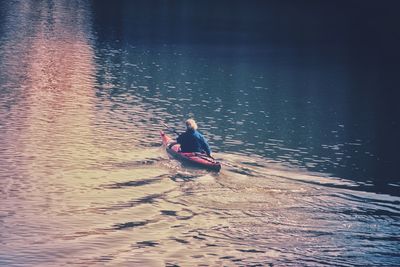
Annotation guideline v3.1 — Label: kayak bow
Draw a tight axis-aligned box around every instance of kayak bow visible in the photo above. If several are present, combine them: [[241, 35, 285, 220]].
[[160, 131, 221, 172]]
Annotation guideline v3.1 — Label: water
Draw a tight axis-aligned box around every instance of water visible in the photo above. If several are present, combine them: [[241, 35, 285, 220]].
[[1, 0, 399, 266]]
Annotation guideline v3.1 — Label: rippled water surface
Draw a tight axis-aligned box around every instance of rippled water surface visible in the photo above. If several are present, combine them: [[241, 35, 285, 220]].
[[1, 1, 399, 266]]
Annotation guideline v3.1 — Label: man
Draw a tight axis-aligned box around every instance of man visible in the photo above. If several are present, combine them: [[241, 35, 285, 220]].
[[177, 119, 212, 156]]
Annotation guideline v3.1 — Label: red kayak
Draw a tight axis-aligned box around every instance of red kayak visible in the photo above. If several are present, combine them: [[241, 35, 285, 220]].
[[160, 131, 221, 172]]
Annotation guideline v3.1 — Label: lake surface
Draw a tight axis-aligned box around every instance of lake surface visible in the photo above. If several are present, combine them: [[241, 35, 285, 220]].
[[1, 0, 399, 266]]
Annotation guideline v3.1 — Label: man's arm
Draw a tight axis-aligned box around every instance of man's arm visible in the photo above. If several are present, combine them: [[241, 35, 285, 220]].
[[199, 135, 211, 156]]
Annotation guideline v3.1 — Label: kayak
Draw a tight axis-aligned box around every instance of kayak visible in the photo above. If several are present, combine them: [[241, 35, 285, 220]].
[[160, 131, 221, 172]]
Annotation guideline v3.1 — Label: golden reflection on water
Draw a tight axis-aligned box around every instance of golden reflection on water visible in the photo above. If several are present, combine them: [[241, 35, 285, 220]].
[[22, 3, 96, 170], [0, 0, 107, 257], [1, 0, 98, 171]]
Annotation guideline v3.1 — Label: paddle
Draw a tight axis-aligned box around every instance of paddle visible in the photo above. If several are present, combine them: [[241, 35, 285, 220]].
[[194, 152, 216, 161], [162, 123, 180, 136]]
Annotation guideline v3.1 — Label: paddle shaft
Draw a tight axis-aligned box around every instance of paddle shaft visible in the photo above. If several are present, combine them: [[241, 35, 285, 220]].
[[162, 123, 180, 136]]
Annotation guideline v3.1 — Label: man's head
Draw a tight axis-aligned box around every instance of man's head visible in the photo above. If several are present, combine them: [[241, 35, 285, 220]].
[[186, 119, 198, 131]]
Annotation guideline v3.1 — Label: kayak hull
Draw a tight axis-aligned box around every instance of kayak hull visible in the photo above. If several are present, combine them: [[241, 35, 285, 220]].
[[160, 131, 221, 172]]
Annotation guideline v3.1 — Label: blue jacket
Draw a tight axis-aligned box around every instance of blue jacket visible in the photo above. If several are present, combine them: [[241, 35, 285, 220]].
[[177, 129, 211, 155]]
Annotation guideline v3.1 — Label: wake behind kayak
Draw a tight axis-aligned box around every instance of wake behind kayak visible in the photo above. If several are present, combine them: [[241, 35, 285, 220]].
[[160, 131, 221, 172]]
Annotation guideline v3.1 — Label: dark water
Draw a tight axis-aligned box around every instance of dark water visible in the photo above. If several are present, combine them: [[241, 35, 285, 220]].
[[1, 1, 399, 266]]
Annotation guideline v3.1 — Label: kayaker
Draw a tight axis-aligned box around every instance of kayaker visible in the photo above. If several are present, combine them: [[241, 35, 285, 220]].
[[177, 119, 212, 156]]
